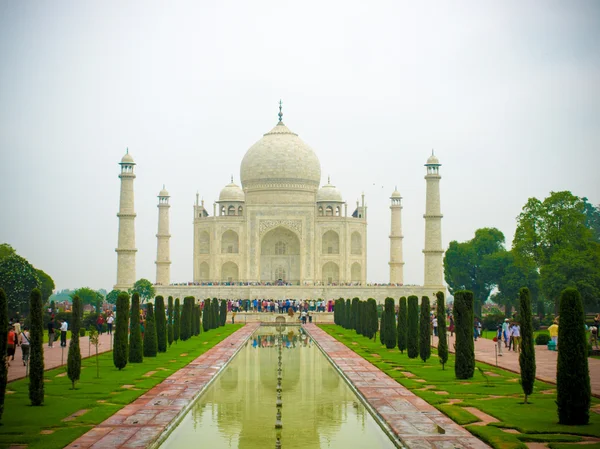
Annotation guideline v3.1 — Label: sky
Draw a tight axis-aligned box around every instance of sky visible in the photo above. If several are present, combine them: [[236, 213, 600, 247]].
[[1, 1, 599, 292]]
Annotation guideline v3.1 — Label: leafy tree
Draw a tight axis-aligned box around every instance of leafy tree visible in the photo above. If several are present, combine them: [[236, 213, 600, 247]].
[[67, 295, 82, 388], [444, 228, 506, 317], [174, 298, 181, 343], [0, 289, 8, 421], [518, 287, 535, 404], [454, 290, 475, 379], [397, 296, 407, 353], [557, 288, 590, 424], [130, 278, 155, 304], [407, 296, 419, 359], [128, 293, 143, 363], [583, 198, 600, 242], [383, 298, 396, 349], [155, 296, 167, 352], [0, 243, 16, 260], [73, 287, 103, 313], [143, 303, 158, 357], [419, 297, 431, 362], [201, 299, 209, 332], [351, 297, 359, 331], [29, 288, 45, 404], [106, 289, 123, 305], [167, 296, 174, 346], [366, 299, 378, 339], [220, 300, 227, 327], [35, 269, 55, 304], [436, 292, 448, 369], [113, 292, 129, 370], [0, 254, 40, 315]]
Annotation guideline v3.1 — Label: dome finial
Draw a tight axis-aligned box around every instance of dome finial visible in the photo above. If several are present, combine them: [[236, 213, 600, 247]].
[[278, 99, 283, 123], [126, 147, 129, 154], [231, 174, 234, 183], [328, 175, 330, 184], [432, 149, 434, 156], [163, 184, 165, 189]]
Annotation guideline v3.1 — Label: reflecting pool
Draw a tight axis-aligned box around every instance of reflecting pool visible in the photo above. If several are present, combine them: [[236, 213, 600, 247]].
[[158, 326, 398, 449]]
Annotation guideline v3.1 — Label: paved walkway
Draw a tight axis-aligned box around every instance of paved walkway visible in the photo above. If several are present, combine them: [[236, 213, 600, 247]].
[[65, 323, 259, 449], [433, 333, 600, 397], [8, 333, 115, 382], [304, 324, 489, 449]]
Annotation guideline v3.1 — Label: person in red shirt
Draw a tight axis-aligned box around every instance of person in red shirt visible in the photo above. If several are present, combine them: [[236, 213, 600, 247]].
[[96, 315, 105, 335], [6, 326, 17, 366]]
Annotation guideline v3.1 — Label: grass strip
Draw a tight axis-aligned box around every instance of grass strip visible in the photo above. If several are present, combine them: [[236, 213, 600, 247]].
[[0, 324, 243, 449]]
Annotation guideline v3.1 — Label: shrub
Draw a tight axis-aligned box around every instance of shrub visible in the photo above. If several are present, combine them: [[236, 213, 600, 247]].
[[407, 296, 419, 359], [379, 308, 385, 345], [419, 296, 431, 362], [384, 298, 397, 349], [345, 299, 351, 330], [167, 296, 174, 346], [519, 287, 536, 403], [212, 298, 219, 329], [557, 288, 590, 425], [128, 293, 143, 363], [482, 313, 505, 331], [535, 334, 550, 345], [29, 288, 45, 405], [397, 296, 407, 353], [143, 303, 158, 357], [352, 297, 359, 331], [0, 289, 8, 421], [79, 328, 86, 337], [366, 299, 378, 339], [173, 298, 180, 343], [201, 299, 209, 332], [437, 292, 448, 369], [155, 296, 167, 352], [220, 300, 227, 327], [180, 297, 191, 340], [454, 290, 475, 379], [113, 292, 129, 370]]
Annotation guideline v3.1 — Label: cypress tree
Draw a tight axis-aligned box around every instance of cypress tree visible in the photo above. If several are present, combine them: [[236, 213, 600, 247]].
[[202, 299, 209, 332], [379, 308, 386, 345], [359, 301, 366, 336], [167, 296, 174, 346], [557, 288, 590, 424], [436, 291, 448, 370], [454, 290, 475, 379], [397, 296, 407, 353], [197, 305, 202, 334], [0, 289, 8, 421], [212, 298, 219, 328], [173, 298, 181, 343], [29, 288, 45, 404], [407, 295, 419, 359], [129, 293, 143, 363], [180, 298, 189, 340], [519, 287, 535, 404], [366, 299, 378, 339], [113, 292, 129, 370], [143, 303, 158, 357], [419, 296, 431, 362], [337, 299, 345, 327], [195, 303, 201, 335], [220, 300, 227, 327], [384, 298, 397, 349], [352, 297, 359, 331], [345, 299, 351, 330], [155, 296, 167, 352]]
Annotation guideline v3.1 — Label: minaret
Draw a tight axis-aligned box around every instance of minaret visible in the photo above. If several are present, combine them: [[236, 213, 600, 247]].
[[389, 188, 404, 284], [423, 151, 444, 288], [155, 185, 171, 286], [114, 149, 137, 290]]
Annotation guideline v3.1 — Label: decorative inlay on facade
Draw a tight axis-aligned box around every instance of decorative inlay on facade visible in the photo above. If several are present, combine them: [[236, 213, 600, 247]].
[[259, 219, 302, 237]]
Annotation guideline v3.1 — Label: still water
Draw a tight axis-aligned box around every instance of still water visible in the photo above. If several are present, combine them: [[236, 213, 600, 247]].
[[159, 326, 398, 449]]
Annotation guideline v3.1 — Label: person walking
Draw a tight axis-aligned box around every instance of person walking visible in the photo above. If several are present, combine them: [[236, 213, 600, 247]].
[[449, 315, 455, 337], [548, 319, 559, 347], [19, 326, 30, 366], [6, 326, 17, 366], [512, 321, 521, 352], [432, 316, 438, 337], [107, 314, 114, 335], [502, 318, 510, 348], [47, 318, 56, 348], [495, 324, 503, 356], [96, 314, 105, 335], [60, 319, 68, 347], [231, 311, 236, 325]]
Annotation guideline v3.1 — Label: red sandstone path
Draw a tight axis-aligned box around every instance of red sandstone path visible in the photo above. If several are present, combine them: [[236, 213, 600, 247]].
[[432, 333, 600, 397], [7, 333, 115, 382]]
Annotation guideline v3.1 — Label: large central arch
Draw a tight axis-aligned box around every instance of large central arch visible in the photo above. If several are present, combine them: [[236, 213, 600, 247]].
[[260, 226, 300, 283]]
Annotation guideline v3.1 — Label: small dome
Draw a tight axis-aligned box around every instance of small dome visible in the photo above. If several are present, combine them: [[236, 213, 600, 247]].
[[425, 154, 440, 166], [219, 181, 245, 202], [158, 187, 169, 197], [391, 189, 401, 198], [120, 150, 134, 164], [317, 180, 343, 203]]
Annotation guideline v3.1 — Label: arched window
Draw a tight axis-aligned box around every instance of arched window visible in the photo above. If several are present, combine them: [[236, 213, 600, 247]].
[[275, 241, 286, 255], [221, 206, 226, 216], [336, 207, 340, 216], [228, 205, 235, 215], [322, 262, 339, 284], [326, 206, 333, 216], [275, 266, 286, 281], [318, 206, 323, 216], [199, 262, 209, 280], [238, 206, 243, 216]]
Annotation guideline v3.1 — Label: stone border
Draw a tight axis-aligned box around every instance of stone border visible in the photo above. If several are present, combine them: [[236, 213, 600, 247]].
[[65, 324, 259, 449], [304, 324, 490, 449]]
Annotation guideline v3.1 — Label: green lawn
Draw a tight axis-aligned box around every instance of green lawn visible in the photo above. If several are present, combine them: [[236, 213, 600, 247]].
[[320, 325, 600, 449], [0, 324, 243, 449]]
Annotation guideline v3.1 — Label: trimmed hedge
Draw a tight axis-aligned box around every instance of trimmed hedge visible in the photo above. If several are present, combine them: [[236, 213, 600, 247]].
[[419, 296, 431, 362], [128, 293, 143, 363], [202, 299, 209, 332], [167, 296, 174, 346], [535, 334, 550, 345], [384, 297, 397, 349], [155, 296, 167, 352], [436, 291, 448, 369], [519, 287, 536, 403], [220, 300, 227, 328], [454, 290, 475, 379], [366, 299, 378, 339], [29, 288, 45, 404], [143, 303, 158, 357], [379, 308, 386, 345], [113, 292, 129, 370], [407, 295, 419, 359], [557, 288, 590, 424], [352, 297, 359, 331], [173, 298, 180, 343], [397, 296, 407, 353]]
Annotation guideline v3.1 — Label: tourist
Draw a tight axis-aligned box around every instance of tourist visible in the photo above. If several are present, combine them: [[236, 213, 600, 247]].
[[502, 319, 510, 348], [448, 315, 455, 337], [594, 314, 600, 331], [19, 326, 30, 366], [48, 317, 56, 348], [107, 313, 114, 335], [96, 314, 105, 335], [548, 319, 559, 347], [512, 322, 521, 352], [232, 311, 236, 324], [13, 318, 21, 336], [60, 319, 68, 347], [432, 316, 438, 337], [476, 318, 482, 337], [590, 326, 599, 350], [140, 317, 145, 340], [508, 323, 514, 351], [301, 310, 307, 324], [6, 326, 17, 366], [495, 324, 503, 356]]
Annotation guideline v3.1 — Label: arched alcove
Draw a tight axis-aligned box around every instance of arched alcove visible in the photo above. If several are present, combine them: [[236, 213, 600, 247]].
[[351, 232, 362, 255], [322, 230, 339, 255], [322, 262, 339, 284], [260, 226, 300, 283], [221, 230, 239, 254], [199, 231, 210, 254], [221, 262, 239, 282], [351, 262, 361, 282], [199, 262, 210, 281]]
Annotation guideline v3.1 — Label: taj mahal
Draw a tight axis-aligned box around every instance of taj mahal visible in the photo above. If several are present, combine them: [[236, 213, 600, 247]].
[[114, 104, 445, 302]]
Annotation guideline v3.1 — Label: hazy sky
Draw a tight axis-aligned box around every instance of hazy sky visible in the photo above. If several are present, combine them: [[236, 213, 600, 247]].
[[1, 1, 599, 292]]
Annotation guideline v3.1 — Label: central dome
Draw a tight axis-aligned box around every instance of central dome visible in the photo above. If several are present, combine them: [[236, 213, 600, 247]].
[[240, 122, 321, 192]]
